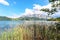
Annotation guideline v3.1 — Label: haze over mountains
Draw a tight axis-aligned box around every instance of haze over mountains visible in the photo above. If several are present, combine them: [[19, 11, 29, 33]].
[[0, 13, 48, 20]]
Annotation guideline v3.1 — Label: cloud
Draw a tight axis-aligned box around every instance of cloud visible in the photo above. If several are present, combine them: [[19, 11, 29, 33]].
[[18, 4, 48, 18], [51, 10, 60, 18], [33, 4, 42, 10], [8, 1, 60, 18], [24, 8, 34, 15], [0, 0, 9, 6], [7, 13, 21, 18], [33, 3, 52, 10], [21, 2, 60, 18], [22, 3, 51, 16]]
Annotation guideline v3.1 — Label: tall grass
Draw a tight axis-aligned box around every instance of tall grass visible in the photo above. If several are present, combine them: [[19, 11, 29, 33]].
[[0, 21, 60, 40]]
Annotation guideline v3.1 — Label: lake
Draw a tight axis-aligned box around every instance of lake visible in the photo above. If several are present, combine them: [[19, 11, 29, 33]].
[[0, 21, 25, 32], [0, 21, 59, 38], [0, 21, 58, 32], [0, 20, 57, 27]]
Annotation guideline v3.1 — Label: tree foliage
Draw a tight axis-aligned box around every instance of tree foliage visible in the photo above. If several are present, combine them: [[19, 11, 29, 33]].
[[41, 8, 57, 16], [49, 0, 57, 2], [40, 0, 60, 19]]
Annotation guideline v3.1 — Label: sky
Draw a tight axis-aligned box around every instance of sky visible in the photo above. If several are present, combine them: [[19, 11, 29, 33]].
[[0, 0, 60, 18]]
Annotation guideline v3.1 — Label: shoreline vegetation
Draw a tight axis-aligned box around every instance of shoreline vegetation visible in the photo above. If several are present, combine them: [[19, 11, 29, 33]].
[[0, 16, 60, 21], [0, 21, 60, 40]]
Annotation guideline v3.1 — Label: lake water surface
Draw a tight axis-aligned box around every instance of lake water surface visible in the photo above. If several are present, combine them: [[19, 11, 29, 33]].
[[0, 21, 58, 31], [0, 21, 57, 27]]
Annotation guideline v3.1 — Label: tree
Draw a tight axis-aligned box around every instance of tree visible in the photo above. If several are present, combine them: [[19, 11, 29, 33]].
[[41, 8, 57, 17], [49, 0, 57, 2], [49, 0, 60, 7], [40, 0, 60, 20]]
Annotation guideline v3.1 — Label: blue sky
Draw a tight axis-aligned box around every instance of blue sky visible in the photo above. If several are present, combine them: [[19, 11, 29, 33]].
[[0, 0, 49, 18]]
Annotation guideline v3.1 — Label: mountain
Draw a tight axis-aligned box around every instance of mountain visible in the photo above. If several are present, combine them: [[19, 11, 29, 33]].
[[0, 16, 12, 21], [18, 14, 47, 20], [0, 13, 50, 21]]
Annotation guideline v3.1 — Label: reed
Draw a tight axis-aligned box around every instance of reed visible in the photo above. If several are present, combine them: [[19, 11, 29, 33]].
[[0, 21, 60, 40]]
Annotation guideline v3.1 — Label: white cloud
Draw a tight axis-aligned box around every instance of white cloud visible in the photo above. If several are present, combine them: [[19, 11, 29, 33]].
[[7, 13, 22, 18], [8, 1, 60, 18], [19, 4, 49, 18], [51, 10, 60, 18], [33, 3, 52, 10], [42, 3, 52, 9], [33, 4, 42, 10], [0, 0, 9, 6], [21, 3, 60, 18], [25, 8, 34, 15], [22, 3, 51, 16]]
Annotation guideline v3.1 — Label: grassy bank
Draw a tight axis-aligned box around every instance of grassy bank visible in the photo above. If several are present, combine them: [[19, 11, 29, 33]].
[[0, 22, 60, 40]]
